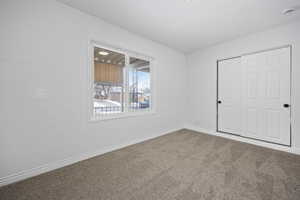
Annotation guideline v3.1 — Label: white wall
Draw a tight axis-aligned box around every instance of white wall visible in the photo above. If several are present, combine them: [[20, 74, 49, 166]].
[[187, 20, 300, 149], [0, 0, 187, 182]]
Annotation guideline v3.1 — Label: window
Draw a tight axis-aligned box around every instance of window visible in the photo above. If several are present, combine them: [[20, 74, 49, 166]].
[[128, 57, 151, 112], [90, 42, 153, 120]]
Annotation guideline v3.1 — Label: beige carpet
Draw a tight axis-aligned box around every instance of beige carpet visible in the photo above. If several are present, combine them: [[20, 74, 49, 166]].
[[1, 129, 300, 200]]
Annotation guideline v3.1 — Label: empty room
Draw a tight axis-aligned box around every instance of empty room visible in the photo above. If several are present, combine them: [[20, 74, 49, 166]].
[[1, 0, 300, 199]]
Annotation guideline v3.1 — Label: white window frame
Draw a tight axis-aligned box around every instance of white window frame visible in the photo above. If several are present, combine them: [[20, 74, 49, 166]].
[[88, 40, 155, 121]]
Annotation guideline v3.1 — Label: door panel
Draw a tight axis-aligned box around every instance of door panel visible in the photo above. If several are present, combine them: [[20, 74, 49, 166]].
[[266, 109, 280, 139], [241, 47, 291, 145], [218, 57, 242, 135], [247, 72, 258, 99], [246, 108, 258, 135]]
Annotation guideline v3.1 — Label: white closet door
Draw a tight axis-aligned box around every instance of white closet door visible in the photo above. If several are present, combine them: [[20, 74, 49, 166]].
[[218, 57, 243, 135], [241, 47, 291, 145]]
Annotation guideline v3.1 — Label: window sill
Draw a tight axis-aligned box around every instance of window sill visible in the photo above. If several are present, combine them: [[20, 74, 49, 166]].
[[89, 110, 156, 122]]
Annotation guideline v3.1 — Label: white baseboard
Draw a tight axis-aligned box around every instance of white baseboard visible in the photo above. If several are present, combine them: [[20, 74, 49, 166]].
[[184, 124, 300, 155], [0, 127, 182, 187]]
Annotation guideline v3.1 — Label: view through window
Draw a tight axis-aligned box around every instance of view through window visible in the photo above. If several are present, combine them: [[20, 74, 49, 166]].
[[92, 45, 151, 118], [128, 57, 151, 112]]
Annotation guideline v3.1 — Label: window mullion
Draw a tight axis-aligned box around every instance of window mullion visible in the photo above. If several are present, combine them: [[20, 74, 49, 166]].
[[124, 54, 130, 113]]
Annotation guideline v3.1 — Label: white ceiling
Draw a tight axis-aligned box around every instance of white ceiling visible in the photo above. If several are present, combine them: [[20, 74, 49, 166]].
[[58, 0, 300, 53]]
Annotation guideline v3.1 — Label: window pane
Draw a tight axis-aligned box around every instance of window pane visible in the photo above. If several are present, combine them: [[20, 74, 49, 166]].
[[128, 57, 151, 112], [93, 47, 125, 116]]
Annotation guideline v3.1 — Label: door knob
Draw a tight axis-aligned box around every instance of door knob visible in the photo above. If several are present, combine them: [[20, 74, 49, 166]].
[[218, 100, 222, 104], [283, 104, 290, 108]]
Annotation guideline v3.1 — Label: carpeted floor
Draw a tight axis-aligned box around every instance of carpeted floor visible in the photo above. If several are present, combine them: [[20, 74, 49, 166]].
[[1, 129, 300, 200]]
